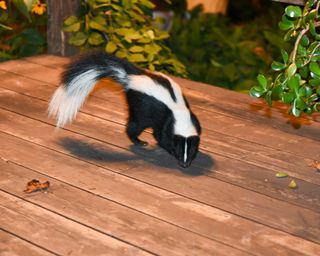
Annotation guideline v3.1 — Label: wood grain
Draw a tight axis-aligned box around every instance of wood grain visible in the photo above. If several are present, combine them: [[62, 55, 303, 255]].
[[0, 191, 152, 256], [1, 55, 320, 255], [0, 230, 56, 256], [1, 107, 320, 244], [1, 135, 319, 255], [0, 160, 244, 256]]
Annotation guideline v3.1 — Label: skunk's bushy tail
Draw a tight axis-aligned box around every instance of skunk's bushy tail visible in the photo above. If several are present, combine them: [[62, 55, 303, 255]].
[[48, 51, 142, 128]]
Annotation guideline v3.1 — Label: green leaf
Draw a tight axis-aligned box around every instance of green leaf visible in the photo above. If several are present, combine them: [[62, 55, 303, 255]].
[[105, 41, 117, 53], [307, 41, 320, 53], [129, 46, 144, 53], [265, 91, 272, 106], [272, 84, 283, 99], [286, 63, 297, 78], [63, 22, 81, 32], [115, 50, 127, 59], [115, 28, 141, 41], [314, 102, 320, 112], [271, 61, 286, 71], [296, 97, 307, 110], [281, 49, 289, 64], [68, 32, 87, 46], [300, 35, 309, 47], [310, 78, 320, 86], [288, 179, 298, 189], [300, 66, 309, 79], [309, 62, 320, 76], [309, 21, 316, 36], [140, 0, 155, 9], [257, 74, 267, 89], [129, 53, 147, 63], [64, 16, 79, 26], [304, 86, 313, 97], [249, 86, 265, 98], [282, 92, 295, 103], [279, 15, 295, 30], [89, 21, 108, 32], [292, 98, 302, 117], [307, 0, 315, 8], [305, 107, 313, 115], [297, 44, 307, 56], [276, 172, 288, 178], [285, 6, 302, 18], [144, 43, 162, 55], [146, 30, 155, 39], [88, 32, 104, 45], [306, 9, 317, 21], [96, 0, 112, 3], [288, 74, 300, 93]]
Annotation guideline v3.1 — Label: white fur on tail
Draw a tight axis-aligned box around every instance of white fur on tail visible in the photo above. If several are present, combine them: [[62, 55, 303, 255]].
[[48, 69, 99, 127]]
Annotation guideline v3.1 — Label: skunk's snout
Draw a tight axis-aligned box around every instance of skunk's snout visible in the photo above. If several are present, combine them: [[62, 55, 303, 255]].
[[173, 135, 200, 168], [179, 161, 190, 168]]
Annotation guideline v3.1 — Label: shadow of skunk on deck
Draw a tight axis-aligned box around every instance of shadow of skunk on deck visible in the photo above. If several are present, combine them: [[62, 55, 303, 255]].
[[59, 137, 214, 176]]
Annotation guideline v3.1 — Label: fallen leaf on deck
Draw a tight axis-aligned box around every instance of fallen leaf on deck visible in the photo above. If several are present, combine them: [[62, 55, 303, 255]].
[[309, 161, 320, 172], [24, 179, 50, 193], [275, 172, 288, 178], [288, 179, 298, 189]]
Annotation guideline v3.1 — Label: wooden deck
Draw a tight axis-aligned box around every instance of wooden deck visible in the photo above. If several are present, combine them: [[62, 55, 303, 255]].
[[0, 55, 319, 256]]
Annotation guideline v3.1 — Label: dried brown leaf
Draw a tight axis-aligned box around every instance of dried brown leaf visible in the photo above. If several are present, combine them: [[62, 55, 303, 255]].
[[24, 179, 50, 193]]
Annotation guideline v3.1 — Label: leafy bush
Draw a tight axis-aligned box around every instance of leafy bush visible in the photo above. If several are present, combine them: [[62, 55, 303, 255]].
[[0, 0, 47, 61], [166, 3, 287, 91], [63, 0, 187, 77], [250, 0, 320, 116]]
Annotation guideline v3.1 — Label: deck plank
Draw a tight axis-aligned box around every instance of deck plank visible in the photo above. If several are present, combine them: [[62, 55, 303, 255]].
[[0, 230, 56, 256], [0, 191, 152, 256], [1, 134, 320, 255], [0, 159, 245, 256]]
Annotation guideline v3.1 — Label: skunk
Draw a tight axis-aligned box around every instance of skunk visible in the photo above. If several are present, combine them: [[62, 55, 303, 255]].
[[48, 51, 201, 168]]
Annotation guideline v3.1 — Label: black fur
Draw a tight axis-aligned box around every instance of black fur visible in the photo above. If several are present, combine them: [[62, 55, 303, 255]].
[[60, 51, 201, 167]]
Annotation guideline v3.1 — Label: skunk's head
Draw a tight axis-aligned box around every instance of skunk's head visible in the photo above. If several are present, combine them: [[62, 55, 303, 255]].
[[172, 135, 200, 168]]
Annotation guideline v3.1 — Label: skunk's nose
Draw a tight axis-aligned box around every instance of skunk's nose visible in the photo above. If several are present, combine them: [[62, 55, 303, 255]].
[[179, 161, 190, 168]]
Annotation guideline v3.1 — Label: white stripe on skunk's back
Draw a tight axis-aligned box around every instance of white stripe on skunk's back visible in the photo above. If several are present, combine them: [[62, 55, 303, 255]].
[[48, 69, 99, 127], [128, 74, 198, 137]]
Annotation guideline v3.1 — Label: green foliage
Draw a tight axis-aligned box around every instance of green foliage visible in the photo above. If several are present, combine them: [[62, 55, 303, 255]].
[[63, 0, 186, 77], [166, 3, 286, 91], [0, 0, 47, 61], [250, 0, 320, 116]]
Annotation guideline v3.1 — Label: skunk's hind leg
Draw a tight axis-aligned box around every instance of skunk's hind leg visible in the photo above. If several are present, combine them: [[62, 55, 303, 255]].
[[126, 121, 148, 146]]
